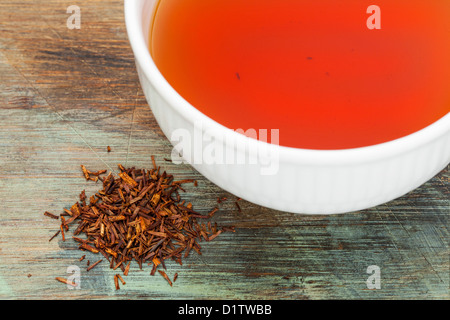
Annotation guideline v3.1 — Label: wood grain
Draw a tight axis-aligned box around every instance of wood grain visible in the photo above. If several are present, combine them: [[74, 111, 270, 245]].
[[0, 0, 448, 300]]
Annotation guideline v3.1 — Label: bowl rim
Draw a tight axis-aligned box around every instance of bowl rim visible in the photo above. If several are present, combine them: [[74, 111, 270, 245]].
[[124, 0, 450, 165]]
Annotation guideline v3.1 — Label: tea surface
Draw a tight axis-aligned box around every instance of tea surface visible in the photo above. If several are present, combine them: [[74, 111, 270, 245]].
[[150, 0, 450, 149]]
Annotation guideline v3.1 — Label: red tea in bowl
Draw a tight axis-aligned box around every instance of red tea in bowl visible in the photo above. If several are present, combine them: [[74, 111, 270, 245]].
[[150, 0, 450, 150]]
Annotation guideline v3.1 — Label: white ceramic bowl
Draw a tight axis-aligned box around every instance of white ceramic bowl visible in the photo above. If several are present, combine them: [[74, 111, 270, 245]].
[[124, 0, 450, 214]]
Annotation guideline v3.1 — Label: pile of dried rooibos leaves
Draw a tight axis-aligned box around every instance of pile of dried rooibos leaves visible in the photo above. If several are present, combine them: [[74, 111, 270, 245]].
[[47, 158, 234, 288]]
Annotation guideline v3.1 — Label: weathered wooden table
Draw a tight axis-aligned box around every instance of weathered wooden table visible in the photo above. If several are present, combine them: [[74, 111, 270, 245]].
[[0, 0, 448, 300]]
